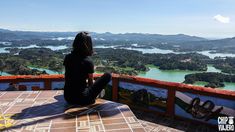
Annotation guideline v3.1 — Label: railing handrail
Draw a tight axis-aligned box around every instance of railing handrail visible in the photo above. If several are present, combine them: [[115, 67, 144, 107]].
[[1, 74, 234, 126], [0, 74, 235, 99]]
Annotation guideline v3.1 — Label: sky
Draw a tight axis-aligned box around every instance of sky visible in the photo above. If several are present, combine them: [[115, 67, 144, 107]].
[[0, 0, 235, 38]]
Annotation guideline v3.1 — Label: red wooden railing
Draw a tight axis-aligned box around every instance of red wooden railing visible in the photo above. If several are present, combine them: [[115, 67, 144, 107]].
[[0, 74, 234, 126]]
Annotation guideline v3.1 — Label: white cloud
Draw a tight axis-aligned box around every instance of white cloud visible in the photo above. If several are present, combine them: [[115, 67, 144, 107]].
[[214, 14, 230, 23]]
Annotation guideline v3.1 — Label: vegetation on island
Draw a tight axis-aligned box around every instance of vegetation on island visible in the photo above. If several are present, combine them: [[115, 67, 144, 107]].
[[0, 29, 235, 89], [0, 48, 64, 75], [93, 48, 209, 75], [184, 72, 235, 88], [212, 57, 235, 74], [1, 45, 235, 90], [0, 47, 210, 76]]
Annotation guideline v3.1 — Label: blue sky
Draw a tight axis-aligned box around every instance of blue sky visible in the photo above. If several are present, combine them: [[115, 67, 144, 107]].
[[0, 0, 235, 38]]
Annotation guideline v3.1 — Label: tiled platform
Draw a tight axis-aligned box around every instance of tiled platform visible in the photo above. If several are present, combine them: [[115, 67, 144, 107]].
[[0, 91, 217, 132], [135, 111, 217, 132], [0, 91, 146, 132]]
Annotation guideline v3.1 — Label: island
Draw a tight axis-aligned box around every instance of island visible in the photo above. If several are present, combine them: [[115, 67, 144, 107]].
[[184, 72, 235, 88], [0, 29, 235, 90]]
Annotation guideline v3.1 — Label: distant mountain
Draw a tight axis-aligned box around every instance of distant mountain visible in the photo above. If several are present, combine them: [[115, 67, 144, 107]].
[[0, 28, 77, 41], [183, 37, 235, 47], [91, 32, 206, 43], [173, 37, 235, 53], [0, 28, 206, 43], [0, 28, 11, 32], [0, 28, 234, 53]]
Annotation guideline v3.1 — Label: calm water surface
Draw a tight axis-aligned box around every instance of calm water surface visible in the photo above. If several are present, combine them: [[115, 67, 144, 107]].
[[1, 45, 235, 91], [94, 45, 235, 59], [138, 65, 235, 91]]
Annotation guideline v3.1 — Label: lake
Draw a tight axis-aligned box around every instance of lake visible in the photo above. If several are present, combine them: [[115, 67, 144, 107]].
[[27, 65, 235, 91], [138, 65, 235, 91], [27, 66, 62, 74], [0, 47, 10, 53], [1, 44, 235, 91], [94, 45, 235, 59], [138, 65, 221, 83], [1, 44, 235, 58], [197, 51, 235, 59], [0, 44, 68, 53], [0, 71, 11, 76]]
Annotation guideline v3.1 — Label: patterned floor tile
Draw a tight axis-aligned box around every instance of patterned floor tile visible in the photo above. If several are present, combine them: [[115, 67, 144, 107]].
[[1, 90, 215, 132]]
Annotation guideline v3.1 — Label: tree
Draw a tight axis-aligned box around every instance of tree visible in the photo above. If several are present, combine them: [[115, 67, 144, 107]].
[[49, 61, 63, 74], [0, 59, 5, 75]]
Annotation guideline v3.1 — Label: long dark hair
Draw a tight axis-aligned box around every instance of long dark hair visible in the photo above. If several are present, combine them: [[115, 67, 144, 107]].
[[72, 32, 93, 57]]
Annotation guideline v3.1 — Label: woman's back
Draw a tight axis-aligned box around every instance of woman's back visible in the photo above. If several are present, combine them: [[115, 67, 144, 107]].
[[63, 32, 111, 105], [63, 52, 94, 101]]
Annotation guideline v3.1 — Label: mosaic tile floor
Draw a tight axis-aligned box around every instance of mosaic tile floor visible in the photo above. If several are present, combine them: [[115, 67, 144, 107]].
[[0, 91, 146, 132], [134, 109, 218, 132], [0, 91, 217, 132]]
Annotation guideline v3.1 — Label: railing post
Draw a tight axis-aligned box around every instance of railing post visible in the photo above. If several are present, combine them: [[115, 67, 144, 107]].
[[112, 74, 119, 101], [44, 79, 52, 90], [166, 87, 176, 116]]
